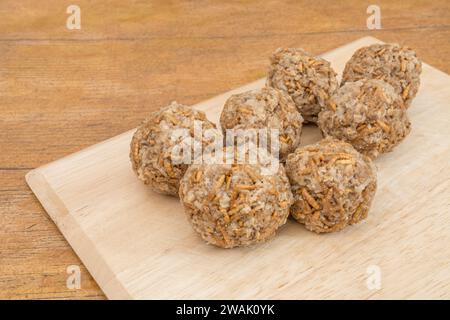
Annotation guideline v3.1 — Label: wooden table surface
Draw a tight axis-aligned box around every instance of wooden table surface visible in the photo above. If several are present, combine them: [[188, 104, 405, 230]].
[[1, 0, 449, 300]]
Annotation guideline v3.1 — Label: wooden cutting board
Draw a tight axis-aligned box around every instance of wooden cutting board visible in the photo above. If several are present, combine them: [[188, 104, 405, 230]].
[[26, 36, 450, 299]]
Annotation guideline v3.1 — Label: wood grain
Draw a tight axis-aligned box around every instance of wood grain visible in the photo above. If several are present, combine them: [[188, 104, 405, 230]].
[[24, 37, 450, 299], [1, 0, 449, 299]]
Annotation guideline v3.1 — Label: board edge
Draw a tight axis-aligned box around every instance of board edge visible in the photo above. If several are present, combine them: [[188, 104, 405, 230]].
[[25, 169, 133, 300]]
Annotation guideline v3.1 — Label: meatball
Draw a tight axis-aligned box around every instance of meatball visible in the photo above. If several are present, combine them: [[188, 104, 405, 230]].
[[130, 101, 217, 196], [220, 87, 303, 161], [286, 137, 377, 233], [318, 79, 411, 159], [179, 145, 293, 248], [342, 43, 422, 107], [266, 48, 338, 123]]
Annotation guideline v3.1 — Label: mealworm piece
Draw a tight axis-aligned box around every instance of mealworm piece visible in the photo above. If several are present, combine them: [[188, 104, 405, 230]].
[[401, 59, 407, 72], [214, 175, 226, 189], [301, 188, 320, 210], [225, 175, 232, 190], [377, 120, 391, 133], [235, 184, 256, 191], [195, 170, 203, 182], [402, 84, 410, 100], [329, 101, 337, 111]]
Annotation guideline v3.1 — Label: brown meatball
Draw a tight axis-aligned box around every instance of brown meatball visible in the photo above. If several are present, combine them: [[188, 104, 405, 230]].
[[318, 79, 411, 159], [220, 87, 303, 161], [342, 43, 422, 107], [179, 145, 293, 248], [286, 137, 377, 233], [130, 102, 217, 196], [266, 48, 338, 123]]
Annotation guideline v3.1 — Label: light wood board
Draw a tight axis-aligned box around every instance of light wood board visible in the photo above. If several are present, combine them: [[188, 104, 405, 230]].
[[25, 37, 450, 299]]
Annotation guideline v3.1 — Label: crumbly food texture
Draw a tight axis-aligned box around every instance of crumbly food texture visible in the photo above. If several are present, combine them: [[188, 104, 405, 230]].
[[266, 48, 338, 123], [220, 87, 303, 161], [342, 43, 422, 107], [286, 137, 377, 233], [179, 147, 293, 248], [130, 102, 217, 196], [318, 79, 411, 159]]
